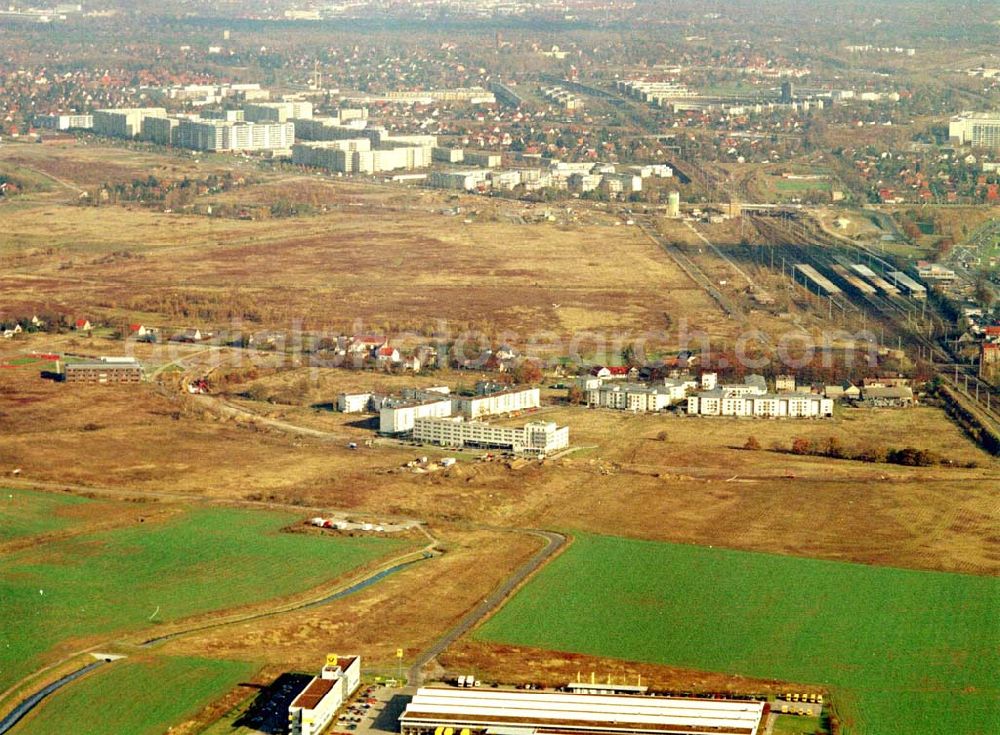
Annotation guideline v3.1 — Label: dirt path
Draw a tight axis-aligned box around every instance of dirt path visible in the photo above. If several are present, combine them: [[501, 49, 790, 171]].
[[407, 529, 567, 685]]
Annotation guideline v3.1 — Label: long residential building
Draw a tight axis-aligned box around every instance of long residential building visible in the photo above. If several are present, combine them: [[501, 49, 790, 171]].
[[244, 101, 313, 123], [399, 687, 765, 735], [687, 390, 833, 418], [412, 418, 568, 457], [62, 356, 142, 384], [292, 139, 372, 169], [93, 108, 167, 138], [35, 113, 93, 130], [454, 387, 540, 419], [587, 378, 696, 412], [141, 115, 180, 145], [174, 119, 295, 152], [428, 169, 491, 191], [380, 397, 454, 434], [288, 655, 361, 735]]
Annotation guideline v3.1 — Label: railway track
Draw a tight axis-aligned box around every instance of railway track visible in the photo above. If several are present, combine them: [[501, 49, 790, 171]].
[[635, 216, 742, 319], [749, 214, 1000, 422]]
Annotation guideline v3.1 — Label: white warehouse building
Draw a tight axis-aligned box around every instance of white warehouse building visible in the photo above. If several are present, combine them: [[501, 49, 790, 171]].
[[288, 655, 361, 735], [412, 418, 569, 457], [399, 687, 765, 735]]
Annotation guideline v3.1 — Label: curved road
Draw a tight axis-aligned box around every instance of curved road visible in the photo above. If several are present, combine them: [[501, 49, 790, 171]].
[[408, 529, 567, 685]]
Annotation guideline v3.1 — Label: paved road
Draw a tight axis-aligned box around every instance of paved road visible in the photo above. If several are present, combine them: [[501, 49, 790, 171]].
[[407, 529, 567, 685]]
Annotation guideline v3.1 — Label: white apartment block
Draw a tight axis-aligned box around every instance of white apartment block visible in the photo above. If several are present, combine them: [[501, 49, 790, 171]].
[[350, 146, 430, 174], [244, 101, 313, 123], [412, 418, 569, 457], [343, 88, 495, 105], [93, 108, 167, 138], [379, 398, 453, 434], [433, 146, 464, 163], [201, 109, 245, 122], [949, 112, 1000, 149], [602, 173, 643, 194], [687, 390, 833, 418], [292, 117, 370, 141], [617, 80, 695, 105], [163, 83, 269, 105], [586, 377, 697, 412], [454, 387, 540, 420], [336, 392, 373, 413], [141, 115, 180, 145], [491, 170, 522, 190], [569, 173, 603, 193], [429, 170, 491, 190], [35, 113, 92, 130], [292, 139, 372, 169], [719, 374, 768, 397], [381, 133, 438, 149], [463, 150, 503, 168], [174, 119, 295, 152]]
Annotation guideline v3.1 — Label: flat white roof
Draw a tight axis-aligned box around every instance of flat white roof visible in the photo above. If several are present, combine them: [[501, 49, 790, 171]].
[[400, 688, 764, 735]]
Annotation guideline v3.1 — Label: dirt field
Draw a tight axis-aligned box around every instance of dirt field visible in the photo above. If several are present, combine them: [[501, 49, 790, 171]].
[[441, 641, 791, 695], [0, 143, 726, 346], [2, 336, 996, 577], [3, 141, 998, 730]]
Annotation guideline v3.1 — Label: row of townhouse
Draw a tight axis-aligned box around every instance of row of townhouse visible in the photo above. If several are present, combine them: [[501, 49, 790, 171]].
[[687, 390, 834, 418]]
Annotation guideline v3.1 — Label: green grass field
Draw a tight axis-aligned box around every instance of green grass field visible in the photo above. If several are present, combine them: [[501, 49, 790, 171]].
[[775, 179, 832, 193], [772, 714, 822, 735], [476, 534, 1000, 735], [0, 488, 92, 542], [0, 507, 404, 693], [14, 655, 255, 735]]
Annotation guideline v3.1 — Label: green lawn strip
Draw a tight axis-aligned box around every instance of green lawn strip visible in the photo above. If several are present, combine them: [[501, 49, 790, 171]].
[[0, 488, 93, 542], [0, 506, 403, 692], [14, 655, 255, 735], [476, 533, 1000, 735]]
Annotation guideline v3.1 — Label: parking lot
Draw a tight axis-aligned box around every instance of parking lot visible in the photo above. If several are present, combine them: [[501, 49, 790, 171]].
[[332, 683, 415, 735]]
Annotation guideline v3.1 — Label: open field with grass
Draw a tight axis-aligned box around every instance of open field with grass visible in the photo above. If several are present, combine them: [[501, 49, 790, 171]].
[[476, 534, 1000, 735], [0, 504, 404, 692], [772, 715, 823, 735], [0, 143, 725, 342], [11, 655, 255, 735], [0, 487, 92, 542]]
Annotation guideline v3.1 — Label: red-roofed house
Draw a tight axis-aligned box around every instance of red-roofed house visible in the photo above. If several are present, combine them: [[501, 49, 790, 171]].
[[589, 365, 635, 380], [74, 319, 92, 331], [349, 335, 388, 355], [376, 346, 400, 365]]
